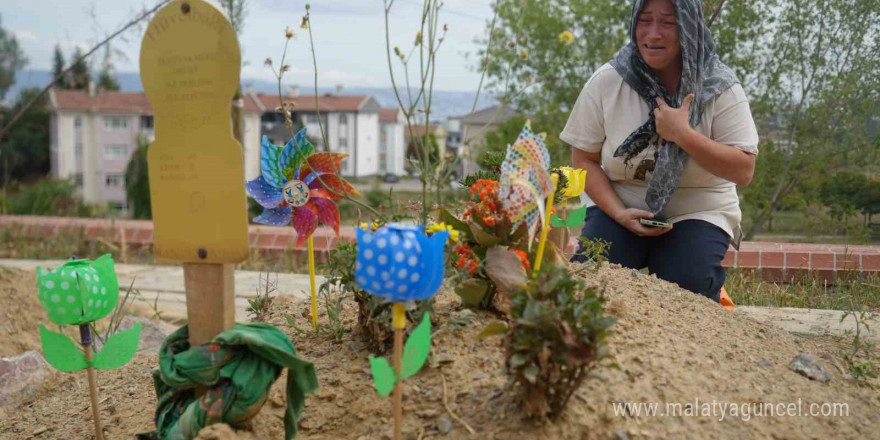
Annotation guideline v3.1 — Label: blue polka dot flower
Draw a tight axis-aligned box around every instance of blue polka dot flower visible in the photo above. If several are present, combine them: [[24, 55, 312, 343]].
[[355, 224, 449, 302]]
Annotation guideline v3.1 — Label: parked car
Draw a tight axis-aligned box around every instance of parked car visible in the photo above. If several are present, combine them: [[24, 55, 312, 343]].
[[383, 173, 400, 183]]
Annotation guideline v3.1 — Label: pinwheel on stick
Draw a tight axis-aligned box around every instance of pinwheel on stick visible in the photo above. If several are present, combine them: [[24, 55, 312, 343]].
[[246, 127, 360, 326], [498, 121, 557, 272]]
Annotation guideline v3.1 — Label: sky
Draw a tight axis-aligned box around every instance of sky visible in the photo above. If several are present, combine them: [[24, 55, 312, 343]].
[[4, 0, 496, 91]]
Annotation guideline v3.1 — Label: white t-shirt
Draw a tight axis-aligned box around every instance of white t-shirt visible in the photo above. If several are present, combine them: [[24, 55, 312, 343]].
[[560, 63, 759, 246]]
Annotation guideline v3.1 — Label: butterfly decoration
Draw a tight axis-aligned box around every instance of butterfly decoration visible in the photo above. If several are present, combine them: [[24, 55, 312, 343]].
[[246, 128, 360, 245], [499, 121, 553, 243]]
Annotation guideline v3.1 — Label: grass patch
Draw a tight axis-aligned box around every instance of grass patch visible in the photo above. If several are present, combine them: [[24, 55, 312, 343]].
[[726, 268, 880, 311]]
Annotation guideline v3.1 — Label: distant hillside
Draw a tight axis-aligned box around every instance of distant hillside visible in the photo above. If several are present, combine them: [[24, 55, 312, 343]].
[[8, 70, 497, 121]]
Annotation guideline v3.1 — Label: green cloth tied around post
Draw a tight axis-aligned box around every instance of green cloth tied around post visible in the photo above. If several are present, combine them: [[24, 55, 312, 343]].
[[149, 323, 319, 440]]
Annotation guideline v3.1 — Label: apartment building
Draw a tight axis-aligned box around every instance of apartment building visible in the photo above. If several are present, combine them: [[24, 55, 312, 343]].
[[379, 107, 406, 176], [48, 85, 263, 210], [255, 87, 394, 178], [48, 84, 406, 210]]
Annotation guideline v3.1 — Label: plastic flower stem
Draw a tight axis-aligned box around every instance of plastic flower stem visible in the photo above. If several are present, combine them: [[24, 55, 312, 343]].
[[79, 324, 104, 440], [308, 236, 318, 328], [392, 303, 406, 440], [533, 174, 559, 273]]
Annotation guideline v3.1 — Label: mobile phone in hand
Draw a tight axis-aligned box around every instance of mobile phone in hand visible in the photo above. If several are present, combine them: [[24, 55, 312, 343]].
[[639, 218, 671, 228]]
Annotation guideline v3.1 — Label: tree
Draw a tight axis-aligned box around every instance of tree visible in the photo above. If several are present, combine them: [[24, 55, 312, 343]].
[[96, 45, 120, 91], [69, 47, 91, 90], [0, 88, 49, 180], [743, 0, 880, 240], [856, 177, 880, 224], [0, 14, 28, 100], [479, 0, 628, 118], [52, 45, 69, 89], [125, 136, 151, 219], [819, 171, 870, 229]]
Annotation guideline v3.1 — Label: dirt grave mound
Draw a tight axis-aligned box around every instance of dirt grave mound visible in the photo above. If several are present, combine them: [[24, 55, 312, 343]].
[[1, 264, 878, 439]]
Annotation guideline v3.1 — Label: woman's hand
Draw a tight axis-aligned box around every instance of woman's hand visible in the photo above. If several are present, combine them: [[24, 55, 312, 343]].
[[612, 208, 673, 237], [654, 94, 695, 145]]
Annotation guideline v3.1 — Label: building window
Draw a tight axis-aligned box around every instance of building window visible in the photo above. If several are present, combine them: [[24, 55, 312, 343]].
[[104, 145, 128, 160], [104, 117, 128, 130], [75, 143, 83, 159], [339, 114, 348, 125], [140, 115, 154, 130], [74, 117, 83, 129], [105, 174, 124, 187], [74, 173, 83, 187]]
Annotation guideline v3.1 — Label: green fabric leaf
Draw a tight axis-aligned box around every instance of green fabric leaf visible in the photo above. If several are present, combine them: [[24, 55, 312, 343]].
[[369, 355, 396, 397], [92, 322, 141, 370], [551, 205, 587, 228], [148, 323, 318, 440], [478, 320, 509, 339], [39, 324, 87, 372], [454, 278, 489, 308], [401, 312, 431, 380]]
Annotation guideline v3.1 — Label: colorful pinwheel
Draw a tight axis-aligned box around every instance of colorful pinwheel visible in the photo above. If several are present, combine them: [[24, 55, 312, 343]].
[[499, 121, 554, 243], [247, 127, 360, 327], [246, 128, 360, 246]]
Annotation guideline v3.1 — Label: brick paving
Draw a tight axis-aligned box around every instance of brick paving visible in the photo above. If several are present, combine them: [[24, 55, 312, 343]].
[[3, 215, 877, 282]]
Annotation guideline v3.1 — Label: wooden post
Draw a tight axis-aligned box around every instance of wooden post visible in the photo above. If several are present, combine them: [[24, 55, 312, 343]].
[[119, 225, 127, 263], [392, 303, 406, 440], [183, 263, 236, 345], [79, 325, 104, 440]]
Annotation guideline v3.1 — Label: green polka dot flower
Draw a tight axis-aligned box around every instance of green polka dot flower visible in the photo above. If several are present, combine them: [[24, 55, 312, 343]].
[[36, 254, 119, 325]]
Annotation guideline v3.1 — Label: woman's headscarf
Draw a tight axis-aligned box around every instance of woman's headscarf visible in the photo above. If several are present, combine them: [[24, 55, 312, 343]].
[[610, 0, 739, 215]]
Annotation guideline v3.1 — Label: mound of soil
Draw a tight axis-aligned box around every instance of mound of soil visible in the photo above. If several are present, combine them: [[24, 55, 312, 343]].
[[2, 264, 878, 439], [0, 269, 51, 357]]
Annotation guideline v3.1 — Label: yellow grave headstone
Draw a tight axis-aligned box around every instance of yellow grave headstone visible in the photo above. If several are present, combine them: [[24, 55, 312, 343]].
[[140, 0, 248, 264]]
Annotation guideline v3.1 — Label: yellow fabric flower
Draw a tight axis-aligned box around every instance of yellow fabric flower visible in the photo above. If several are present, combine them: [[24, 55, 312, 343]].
[[426, 222, 460, 243], [558, 30, 574, 46], [559, 166, 586, 199]]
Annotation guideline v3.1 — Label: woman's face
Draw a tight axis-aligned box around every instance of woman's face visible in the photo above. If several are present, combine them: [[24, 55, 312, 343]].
[[635, 0, 682, 73]]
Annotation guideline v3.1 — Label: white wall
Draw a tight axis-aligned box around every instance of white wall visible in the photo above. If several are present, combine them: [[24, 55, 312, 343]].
[[242, 113, 262, 181], [380, 121, 406, 176], [355, 112, 379, 177]]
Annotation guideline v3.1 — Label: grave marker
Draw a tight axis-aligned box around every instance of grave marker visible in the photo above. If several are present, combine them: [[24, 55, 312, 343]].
[[140, 0, 247, 344]]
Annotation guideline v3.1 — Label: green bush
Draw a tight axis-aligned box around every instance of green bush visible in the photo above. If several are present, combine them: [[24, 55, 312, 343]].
[[2, 179, 100, 217], [506, 264, 615, 419]]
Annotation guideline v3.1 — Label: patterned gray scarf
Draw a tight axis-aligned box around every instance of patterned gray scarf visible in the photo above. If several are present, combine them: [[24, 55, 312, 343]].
[[611, 0, 738, 215]]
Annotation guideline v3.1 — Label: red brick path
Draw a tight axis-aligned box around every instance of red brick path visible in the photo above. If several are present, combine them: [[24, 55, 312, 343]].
[[2, 215, 877, 282]]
